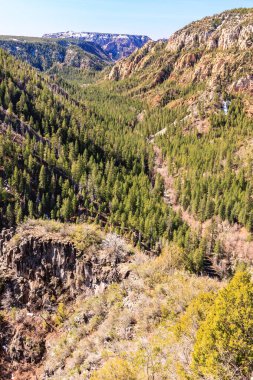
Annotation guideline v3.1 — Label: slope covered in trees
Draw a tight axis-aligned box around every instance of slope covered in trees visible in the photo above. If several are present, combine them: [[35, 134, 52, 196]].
[[106, 8, 253, 262], [1, 7, 253, 264], [0, 48, 203, 257]]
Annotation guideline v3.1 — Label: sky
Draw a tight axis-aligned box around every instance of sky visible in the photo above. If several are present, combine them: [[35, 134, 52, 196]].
[[0, 0, 253, 40]]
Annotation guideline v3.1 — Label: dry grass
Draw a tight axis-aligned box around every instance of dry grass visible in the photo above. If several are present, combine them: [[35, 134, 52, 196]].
[[9, 219, 103, 252], [39, 247, 222, 379]]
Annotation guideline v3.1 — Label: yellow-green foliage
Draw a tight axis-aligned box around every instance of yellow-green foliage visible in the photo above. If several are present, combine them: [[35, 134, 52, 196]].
[[69, 224, 102, 252], [53, 302, 68, 326], [136, 243, 186, 287], [90, 357, 136, 380], [12, 219, 102, 252], [105, 283, 126, 308], [192, 271, 253, 379], [175, 292, 216, 340]]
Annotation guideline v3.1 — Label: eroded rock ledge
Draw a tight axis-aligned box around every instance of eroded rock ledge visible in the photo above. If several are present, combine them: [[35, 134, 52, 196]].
[[0, 221, 132, 310]]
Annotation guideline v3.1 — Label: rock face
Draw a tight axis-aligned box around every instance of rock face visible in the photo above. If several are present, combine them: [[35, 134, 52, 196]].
[[110, 9, 253, 80], [43, 32, 151, 60], [0, 224, 132, 309], [108, 9, 253, 114], [166, 10, 253, 52], [0, 223, 133, 378], [231, 74, 253, 93], [109, 40, 159, 80]]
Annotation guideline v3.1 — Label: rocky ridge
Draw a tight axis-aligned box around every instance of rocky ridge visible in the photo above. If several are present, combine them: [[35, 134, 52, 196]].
[[109, 9, 253, 114], [166, 9, 253, 52]]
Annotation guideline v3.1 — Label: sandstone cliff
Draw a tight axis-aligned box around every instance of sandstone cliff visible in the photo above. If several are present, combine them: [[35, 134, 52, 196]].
[[166, 9, 253, 52], [109, 9, 253, 115]]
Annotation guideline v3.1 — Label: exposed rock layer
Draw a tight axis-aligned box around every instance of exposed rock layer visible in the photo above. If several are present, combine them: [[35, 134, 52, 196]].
[[0, 225, 131, 309], [110, 10, 253, 79], [166, 10, 253, 52], [108, 9, 253, 114]]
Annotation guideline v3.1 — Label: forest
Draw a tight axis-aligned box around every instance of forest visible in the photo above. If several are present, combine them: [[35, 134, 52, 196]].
[[0, 44, 253, 274]]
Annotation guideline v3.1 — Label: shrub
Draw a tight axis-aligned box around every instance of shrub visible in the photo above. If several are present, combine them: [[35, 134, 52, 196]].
[[90, 357, 136, 380], [192, 271, 253, 379]]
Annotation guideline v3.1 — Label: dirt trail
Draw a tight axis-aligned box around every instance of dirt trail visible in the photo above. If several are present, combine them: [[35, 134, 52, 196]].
[[152, 141, 253, 262], [153, 143, 203, 231]]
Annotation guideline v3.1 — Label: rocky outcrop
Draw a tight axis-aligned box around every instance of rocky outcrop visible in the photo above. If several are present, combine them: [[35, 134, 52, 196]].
[[8, 315, 46, 364], [0, 224, 132, 309], [43, 32, 151, 61], [108, 40, 159, 80], [230, 74, 253, 94], [166, 10, 253, 52], [0, 309, 48, 379], [0, 223, 133, 378]]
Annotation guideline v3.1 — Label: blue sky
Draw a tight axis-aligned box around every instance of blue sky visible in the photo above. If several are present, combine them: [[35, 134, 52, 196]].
[[1, 0, 253, 39]]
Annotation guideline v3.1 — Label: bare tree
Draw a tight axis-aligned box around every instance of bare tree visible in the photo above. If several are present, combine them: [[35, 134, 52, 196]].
[[102, 233, 127, 263]]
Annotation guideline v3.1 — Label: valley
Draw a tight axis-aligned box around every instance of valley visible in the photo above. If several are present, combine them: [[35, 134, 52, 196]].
[[0, 6, 252, 380]]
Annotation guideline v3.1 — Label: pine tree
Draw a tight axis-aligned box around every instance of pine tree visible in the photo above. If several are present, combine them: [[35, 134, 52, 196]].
[[39, 165, 46, 190]]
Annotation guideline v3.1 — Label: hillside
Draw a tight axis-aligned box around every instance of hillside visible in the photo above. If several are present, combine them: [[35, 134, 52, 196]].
[[1, 220, 253, 380], [0, 36, 111, 76], [0, 10, 253, 271], [2, 46, 244, 274], [106, 8, 253, 264], [43, 32, 151, 60], [0, 48, 187, 254], [109, 8, 253, 114]]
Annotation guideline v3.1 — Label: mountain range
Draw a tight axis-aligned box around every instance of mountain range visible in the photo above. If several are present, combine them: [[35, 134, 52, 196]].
[[43, 31, 151, 60], [0, 32, 151, 82], [0, 35, 111, 73]]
